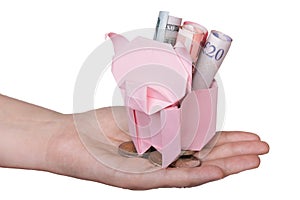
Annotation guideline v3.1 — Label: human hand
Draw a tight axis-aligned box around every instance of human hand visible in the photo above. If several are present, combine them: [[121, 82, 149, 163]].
[[46, 106, 269, 190]]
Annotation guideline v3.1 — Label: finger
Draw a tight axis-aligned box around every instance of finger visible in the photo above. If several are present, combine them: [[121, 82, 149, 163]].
[[202, 155, 261, 177], [118, 165, 224, 190], [158, 165, 224, 188], [195, 140, 269, 161], [206, 131, 261, 148]]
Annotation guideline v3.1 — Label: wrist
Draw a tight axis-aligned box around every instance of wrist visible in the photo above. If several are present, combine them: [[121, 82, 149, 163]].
[[44, 112, 111, 184], [44, 114, 75, 173]]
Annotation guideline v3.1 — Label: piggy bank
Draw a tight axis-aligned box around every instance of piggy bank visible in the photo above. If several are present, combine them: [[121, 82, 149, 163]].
[[108, 33, 217, 167]]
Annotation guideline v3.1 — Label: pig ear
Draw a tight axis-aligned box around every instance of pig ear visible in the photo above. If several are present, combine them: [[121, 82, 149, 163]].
[[106, 32, 130, 54]]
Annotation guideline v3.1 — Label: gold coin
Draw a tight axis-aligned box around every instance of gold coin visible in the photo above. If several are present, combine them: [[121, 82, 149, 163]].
[[148, 151, 162, 166], [172, 156, 201, 168]]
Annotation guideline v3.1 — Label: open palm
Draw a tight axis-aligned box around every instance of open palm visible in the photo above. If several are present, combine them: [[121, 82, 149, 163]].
[[47, 106, 269, 190]]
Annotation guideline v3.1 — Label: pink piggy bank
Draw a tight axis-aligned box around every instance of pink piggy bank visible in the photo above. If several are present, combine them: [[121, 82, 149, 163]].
[[108, 33, 217, 167]]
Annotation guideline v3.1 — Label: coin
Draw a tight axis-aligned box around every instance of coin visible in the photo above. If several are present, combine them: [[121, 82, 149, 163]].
[[149, 151, 201, 168], [171, 156, 201, 168], [148, 151, 162, 166], [118, 141, 153, 158], [180, 150, 195, 156], [118, 141, 139, 158]]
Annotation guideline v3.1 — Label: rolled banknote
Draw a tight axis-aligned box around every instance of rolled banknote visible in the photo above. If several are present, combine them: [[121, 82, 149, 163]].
[[153, 11, 169, 42], [164, 15, 182, 46], [192, 30, 232, 90], [176, 21, 208, 64]]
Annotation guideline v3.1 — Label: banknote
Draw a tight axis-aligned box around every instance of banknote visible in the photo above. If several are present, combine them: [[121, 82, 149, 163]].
[[153, 11, 169, 42], [163, 15, 182, 46], [176, 21, 208, 63], [192, 30, 232, 89]]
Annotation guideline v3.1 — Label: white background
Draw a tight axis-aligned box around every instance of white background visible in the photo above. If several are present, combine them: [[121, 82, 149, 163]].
[[0, 0, 299, 199]]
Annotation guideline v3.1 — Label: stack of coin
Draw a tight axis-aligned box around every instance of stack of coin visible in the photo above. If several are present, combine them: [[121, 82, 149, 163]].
[[118, 141, 150, 158], [118, 141, 201, 168], [170, 155, 201, 168], [148, 151, 201, 168]]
